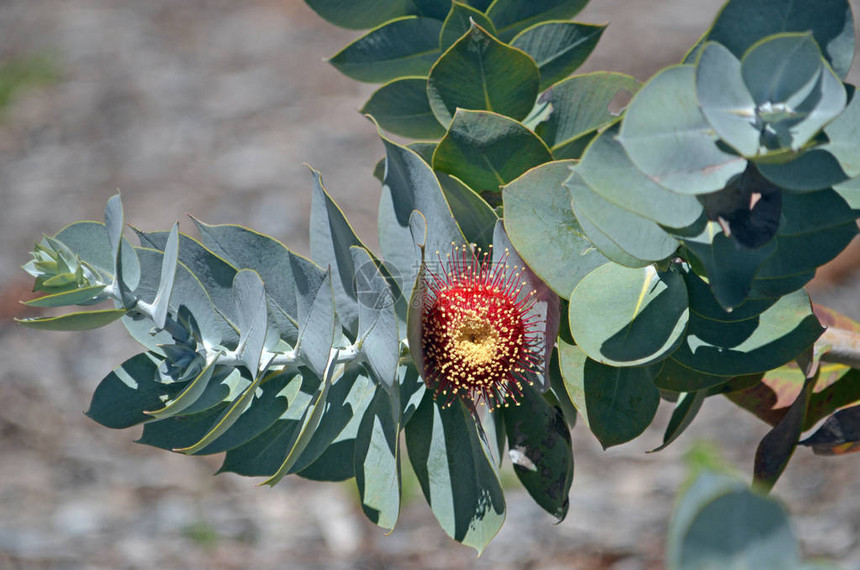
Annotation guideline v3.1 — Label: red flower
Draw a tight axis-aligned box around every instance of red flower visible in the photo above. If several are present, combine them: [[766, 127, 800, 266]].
[[415, 245, 546, 409]]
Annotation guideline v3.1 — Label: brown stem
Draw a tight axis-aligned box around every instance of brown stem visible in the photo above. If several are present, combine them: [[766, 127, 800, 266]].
[[818, 326, 860, 370]]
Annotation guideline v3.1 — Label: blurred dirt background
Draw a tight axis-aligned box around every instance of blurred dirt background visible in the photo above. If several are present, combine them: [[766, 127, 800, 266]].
[[1, 1, 859, 568]]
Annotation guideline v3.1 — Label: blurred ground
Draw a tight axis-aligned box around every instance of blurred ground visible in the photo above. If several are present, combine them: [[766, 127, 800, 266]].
[[1, 1, 859, 568]]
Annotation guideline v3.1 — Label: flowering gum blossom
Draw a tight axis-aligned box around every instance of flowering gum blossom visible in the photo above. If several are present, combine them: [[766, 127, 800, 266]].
[[419, 244, 544, 409]]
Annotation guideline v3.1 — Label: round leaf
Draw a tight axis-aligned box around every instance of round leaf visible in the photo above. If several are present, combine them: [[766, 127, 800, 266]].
[[433, 109, 552, 194], [536, 72, 639, 156], [486, 0, 588, 42], [511, 21, 606, 90], [576, 124, 704, 229], [362, 77, 446, 139], [569, 263, 689, 367], [618, 65, 747, 195], [706, 0, 855, 79], [439, 2, 496, 50], [672, 289, 824, 377], [557, 341, 661, 449], [329, 17, 443, 83], [696, 42, 759, 156], [566, 172, 680, 266], [427, 23, 539, 125], [502, 160, 608, 297]]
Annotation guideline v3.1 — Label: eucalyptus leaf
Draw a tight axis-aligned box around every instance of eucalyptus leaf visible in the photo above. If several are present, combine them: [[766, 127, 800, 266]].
[[440, 2, 497, 50], [680, 222, 777, 310], [754, 376, 813, 491], [135, 229, 239, 331], [672, 289, 824, 377], [486, 0, 588, 42], [576, 124, 704, 229], [405, 394, 506, 553], [54, 221, 140, 290], [667, 471, 800, 570], [351, 246, 399, 388], [192, 220, 326, 327], [145, 355, 220, 420], [85, 353, 185, 429], [216, 369, 321, 474], [23, 285, 107, 308], [17, 308, 127, 331], [261, 357, 338, 486], [740, 33, 846, 152], [294, 271, 336, 379], [287, 368, 375, 475], [355, 383, 402, 530], [501, 383, 573, 521], [822, 85, 860, 177], [427, 23, 539, 125], [557, 340, 661, 449], [567, 172, 679, 266], [568, 263, 689, 367], [706, 0, 855, 79], [755, 189, 858, 280], [511, 21, 605, 90], [654, 358, 737, 393], [135, 402, 229, 453], [329, 17, 443, 83], [536, 72, 639, 156], [310, 167, 368, 337], [757, 148, 849, 192], [434, 109, 552, 195], [148, 223, 179, 329], [502, 160, 608, 297], [378, 132, 465, 303], [200, 370, 302, 454], [436, 172, 498, 250], [618, 65, 747, 195], [650, 390, 707, 453], [305, 0, 416, 30], [695, 42, 759, 157], [361, 77, 446, 139], [232, 270, 269, 376]]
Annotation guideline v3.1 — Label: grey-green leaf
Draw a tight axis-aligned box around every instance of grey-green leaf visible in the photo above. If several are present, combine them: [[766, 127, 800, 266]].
[[672, 289, 824, 377], [695, 42, 759, 156], [566, 172, 679, 266], [618, 65, 747, 195], [440, 2, 497, 50], [705, 0, 855, 79], [427, 23, 539, 125], [486, 0, 589, 42], [405, 394, 505, 553], [351, 246, 399, 388], [503, 160, 608, 298], [576, 124, 704, 229], [536, 72, 639, 156], [354, 384, 402, 530], [433, 109, 553, 194], [86, 353, 184, 429], [511, 21, 605, 90], [361, 77, 446, 139], [329, 17, 443, 83], [557, 340, 661, 449], [569, 263, 689, 367], [305, 0, 416, 30], [17, 308, 127, 331], [501, 383, 573, 521]]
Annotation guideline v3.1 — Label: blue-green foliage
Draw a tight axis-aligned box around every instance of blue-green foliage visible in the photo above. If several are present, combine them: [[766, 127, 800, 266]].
[[16, 0, 860, 554]]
